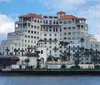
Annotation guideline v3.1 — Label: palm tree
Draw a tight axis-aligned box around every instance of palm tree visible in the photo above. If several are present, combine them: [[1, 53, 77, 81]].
[[80, 38, 84, 47], [14, 48, 18, 55], [36, 59, 41, 69], [25, 58, 30, 68], [47, 55, 54, 61], [0, 52, 2, 55], [20, 48, 25, 56], [53, 46, 59, 53], [73, 48, 81, 65], [5, 47, 10, 55]]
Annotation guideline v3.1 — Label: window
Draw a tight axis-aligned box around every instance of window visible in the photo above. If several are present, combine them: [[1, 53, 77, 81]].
[[31, 40, 33, 43], [68, 27, 71, 30], [59, 21, 62, 24], [28, 40, 30, 43], [60, 28, 62, 31], [31, 31, 33, 33], [49, 28, 52, 31], [37, 37, 39, 39], [73, 27, 75, 29], [34, 26, 36, 28], [37, 32, 39, 34], [49, 20, 52, 24], [68, 32, 71, 35], [64, 21, 67, 24], [68, 20, 71, 24], [15, 43, 17, 46], [25, 35, 27, 37], [49, 38, 52, 41], [64, 37, 66, 40], [72, 37, 75, 39], [64, 27, 67, 30], [68, 37, 71, 40], [46, 20, 48, 24], [31, 25, 33, 28], [64, 33, 66, 35], [28, 30, 30, 33], [40, 20, 42, 23], [34, 31, 36, 34], [41, 50, 43, 54], [55, 34, 57, 36], [56, 28, 58, 32], [37, 20, 39, 23], [44, 16, 47, 18], [49, 16, 53, 18], [53, 28, 55, 32], [31, 36, 33, 38], [54, 38, 57, 41], [46, 27, 48, 31], [44, 38, 47, 41], [50, 34, 52, 36], [34, 19, 36, 22], [54, 17, 58, 19], [43, 20, 45, 24], [37, 26, 39, 29], [44, 34, 46, 36], [56, 21, 58, 24]]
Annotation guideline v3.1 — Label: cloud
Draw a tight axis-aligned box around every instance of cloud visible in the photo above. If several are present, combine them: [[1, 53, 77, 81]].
[[95, 35, 100, 42], [0, 13, 15, 36], [0, 0, 11, 2], [40, 0, 87, 11]]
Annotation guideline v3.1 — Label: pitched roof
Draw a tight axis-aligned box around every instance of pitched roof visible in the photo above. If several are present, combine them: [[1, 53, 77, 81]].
[[57, 11, 66, 14], [59, 15, 78, 20], [78, 18, 86, 20], [11, 56, 20, 61], [59, 15, 86, 20], [19, 13, 42, 19]]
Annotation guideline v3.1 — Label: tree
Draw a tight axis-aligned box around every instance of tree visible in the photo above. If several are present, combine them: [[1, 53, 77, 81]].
[[14, 48, 18, 55], [5, 47, 10, 55], [20, 48, 25, 56], [36, 59, 41, 69], [61, 64, 66, 69], [0, 52, 3, 55], [80, 38, 84, 47], [47, 55, 54, 61], [25, 59, 30, 67]]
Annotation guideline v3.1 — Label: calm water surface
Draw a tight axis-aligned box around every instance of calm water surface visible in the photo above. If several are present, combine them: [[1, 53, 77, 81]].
[[0, 76, 100, 85]]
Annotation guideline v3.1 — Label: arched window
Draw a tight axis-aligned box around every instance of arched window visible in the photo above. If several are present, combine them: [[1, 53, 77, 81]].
[[49, 20, 52, 24]]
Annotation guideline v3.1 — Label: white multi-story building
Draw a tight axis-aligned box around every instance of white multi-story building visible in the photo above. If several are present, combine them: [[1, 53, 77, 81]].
[[0, 11, 100, 63]]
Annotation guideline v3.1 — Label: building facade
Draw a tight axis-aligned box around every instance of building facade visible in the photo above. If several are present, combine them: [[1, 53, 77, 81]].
[[0, 11, 100, 64]]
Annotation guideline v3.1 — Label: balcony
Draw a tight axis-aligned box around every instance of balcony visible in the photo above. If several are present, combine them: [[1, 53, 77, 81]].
[[41, 23, 62, 27]]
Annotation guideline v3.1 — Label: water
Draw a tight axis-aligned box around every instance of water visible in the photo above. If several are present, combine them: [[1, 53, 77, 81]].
[[0, 76, 100, 85]]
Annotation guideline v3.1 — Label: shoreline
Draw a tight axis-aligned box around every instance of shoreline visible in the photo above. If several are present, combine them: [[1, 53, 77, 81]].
[[0, 70, 100, 76]]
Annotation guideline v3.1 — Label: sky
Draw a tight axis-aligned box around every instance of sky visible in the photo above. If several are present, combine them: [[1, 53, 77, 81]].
[[0, 0, 100, 41]]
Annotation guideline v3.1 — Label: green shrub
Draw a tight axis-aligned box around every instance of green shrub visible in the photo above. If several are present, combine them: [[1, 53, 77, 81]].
[[95, 65, 100, 69], [70, 65, 80, 70], [61, 64, 66, 69]]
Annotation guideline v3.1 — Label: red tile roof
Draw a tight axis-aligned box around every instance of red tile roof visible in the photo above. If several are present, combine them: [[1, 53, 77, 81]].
[[59, 15, 78, 20], [19, 13, 42, 19], [57, 11, 66, 15], [59, 15, 86, 20], [11, 56, 20, 61], [78, 18, 86, 20]]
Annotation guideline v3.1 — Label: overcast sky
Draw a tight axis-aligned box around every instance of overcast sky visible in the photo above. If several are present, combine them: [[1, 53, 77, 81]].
[[0, 0, 100, 41]]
